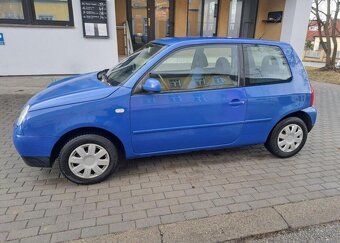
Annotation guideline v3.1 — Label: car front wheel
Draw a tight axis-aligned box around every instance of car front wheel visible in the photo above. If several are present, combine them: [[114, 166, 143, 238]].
[[59, 134, 118, 184], [265, 117, 308, 158]]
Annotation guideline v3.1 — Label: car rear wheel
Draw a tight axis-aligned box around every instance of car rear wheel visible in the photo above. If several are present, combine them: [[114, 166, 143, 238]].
[[265, 117, 308, 158], [59, 134, 118, 184]]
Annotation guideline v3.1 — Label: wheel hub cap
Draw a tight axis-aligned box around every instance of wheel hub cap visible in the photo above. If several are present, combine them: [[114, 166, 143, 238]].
[[84, 156, 94, 166], [277, 124, 303, 153], [68, 143, 110, 179], [286, 134, 294, 143]]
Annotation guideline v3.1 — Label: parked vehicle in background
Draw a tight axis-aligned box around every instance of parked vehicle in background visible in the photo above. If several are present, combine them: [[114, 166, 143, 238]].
[[336, 60, 340, 69], [13, 37, 317, 184]]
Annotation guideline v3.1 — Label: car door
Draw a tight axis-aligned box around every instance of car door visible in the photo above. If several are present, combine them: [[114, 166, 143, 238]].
[[241, 44, 295, 144], [130, 44, 247, 154]]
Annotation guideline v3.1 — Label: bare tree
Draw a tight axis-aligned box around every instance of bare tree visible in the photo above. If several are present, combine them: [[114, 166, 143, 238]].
[[311, 0, 340, 70]]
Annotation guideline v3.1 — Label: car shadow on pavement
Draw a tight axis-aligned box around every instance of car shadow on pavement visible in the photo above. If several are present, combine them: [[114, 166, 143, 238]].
[[43, 144, 279, 184]]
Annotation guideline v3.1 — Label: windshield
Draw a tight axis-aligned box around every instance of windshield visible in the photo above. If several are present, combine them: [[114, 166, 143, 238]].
[[105, 43, 165, 86]]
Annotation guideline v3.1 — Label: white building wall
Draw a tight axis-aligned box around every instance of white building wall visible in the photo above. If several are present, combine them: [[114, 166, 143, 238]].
[[313, 37, 340, 51], [0, 0, 119, 76], [313, 38, 320, 51], [280, 0, 313, 58]]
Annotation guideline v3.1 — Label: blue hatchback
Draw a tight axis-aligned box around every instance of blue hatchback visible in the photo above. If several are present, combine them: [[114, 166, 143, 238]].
[[13, 38, 317, 184]]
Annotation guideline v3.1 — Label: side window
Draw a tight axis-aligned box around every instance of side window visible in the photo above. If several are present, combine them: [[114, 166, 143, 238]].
[[155, 48, 195, 72], [243, 45, 292, 86], [147, 44, 239, 92]]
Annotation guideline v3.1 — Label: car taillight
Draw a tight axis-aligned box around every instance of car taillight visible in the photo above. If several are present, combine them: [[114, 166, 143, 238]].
[[310, 85, 315, 106]]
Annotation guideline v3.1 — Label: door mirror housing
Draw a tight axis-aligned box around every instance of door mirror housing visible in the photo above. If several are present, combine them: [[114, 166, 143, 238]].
[[142, 78, 161, 93]]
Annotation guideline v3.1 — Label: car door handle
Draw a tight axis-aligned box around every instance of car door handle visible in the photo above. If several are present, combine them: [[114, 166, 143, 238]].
[[229, 99, 246, 106]]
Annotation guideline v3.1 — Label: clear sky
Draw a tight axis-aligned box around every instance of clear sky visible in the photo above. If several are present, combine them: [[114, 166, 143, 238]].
[[310, 1, 338, 20]]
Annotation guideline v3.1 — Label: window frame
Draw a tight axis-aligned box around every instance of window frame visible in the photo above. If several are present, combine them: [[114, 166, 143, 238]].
[[132, 43, 243, 95], [0, 0, 74, 27], [241, 44, 293, 87]]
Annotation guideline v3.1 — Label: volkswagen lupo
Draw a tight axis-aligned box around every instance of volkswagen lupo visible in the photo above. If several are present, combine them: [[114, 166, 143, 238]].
[[13, 38, 317, 184]]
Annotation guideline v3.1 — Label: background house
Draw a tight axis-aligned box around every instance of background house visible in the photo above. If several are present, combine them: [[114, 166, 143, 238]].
[[0, 0, 312, 76], [304, 19, 340, 62], [306, 20, 319, 48]]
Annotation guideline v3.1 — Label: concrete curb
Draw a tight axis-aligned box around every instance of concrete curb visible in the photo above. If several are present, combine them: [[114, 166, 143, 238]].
[[274, 195, 340, 228], [159, 207, 287, 243], [70, 195, 340, 243]]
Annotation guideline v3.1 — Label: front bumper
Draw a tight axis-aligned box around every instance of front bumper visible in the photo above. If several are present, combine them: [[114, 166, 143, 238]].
[[22, 156, 52, 167], [13, 126, 57, 167]]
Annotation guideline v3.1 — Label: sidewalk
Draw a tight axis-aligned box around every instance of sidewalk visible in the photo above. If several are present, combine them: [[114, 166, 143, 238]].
[[0, 75, 67, 95], [71, 195, 340, 243]]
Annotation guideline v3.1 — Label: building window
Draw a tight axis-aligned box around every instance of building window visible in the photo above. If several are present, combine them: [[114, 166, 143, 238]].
[[0, 0, 74, 26], [187, 0, 218, 37], [187, 0, 203, 36], [0, 0, 25, 20], [309, 26, 318, 31], [33, 0, 70, 22]]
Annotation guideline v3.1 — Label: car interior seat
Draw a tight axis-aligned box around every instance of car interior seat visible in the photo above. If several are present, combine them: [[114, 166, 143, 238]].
[[188, 48, 209, 89], [212, 57, 236, 86], [214, 57, 231, 75], [261, 55, 280, 78], [191, 48, 208, 70]]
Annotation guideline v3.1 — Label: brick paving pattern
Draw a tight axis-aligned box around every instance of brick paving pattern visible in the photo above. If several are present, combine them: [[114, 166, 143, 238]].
[[0, 81, 339, 242]]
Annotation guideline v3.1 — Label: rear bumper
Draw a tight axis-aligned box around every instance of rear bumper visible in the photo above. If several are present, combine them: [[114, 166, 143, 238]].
[[302, 106, 317, 131], [22, 156, 52, 167]]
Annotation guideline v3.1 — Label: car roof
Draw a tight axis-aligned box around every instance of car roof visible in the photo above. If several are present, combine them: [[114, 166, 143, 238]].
[[152, 37, 290, 47]]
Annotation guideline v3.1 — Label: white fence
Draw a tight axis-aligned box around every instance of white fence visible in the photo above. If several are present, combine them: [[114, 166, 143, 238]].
[[303, 50, 340, 61]]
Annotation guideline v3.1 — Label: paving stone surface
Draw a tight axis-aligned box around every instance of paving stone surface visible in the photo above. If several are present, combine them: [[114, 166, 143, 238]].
[[0, 81, 340, 242]]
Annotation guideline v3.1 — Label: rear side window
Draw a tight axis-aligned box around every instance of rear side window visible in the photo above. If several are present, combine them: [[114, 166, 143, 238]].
[[243, 45, 292, 86]]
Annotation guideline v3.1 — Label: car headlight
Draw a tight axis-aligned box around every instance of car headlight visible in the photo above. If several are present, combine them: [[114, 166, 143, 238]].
[[17, 105, 29, 126]]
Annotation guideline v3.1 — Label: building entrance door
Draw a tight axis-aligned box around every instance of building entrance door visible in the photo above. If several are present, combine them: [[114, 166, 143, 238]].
[[127, 0, 174, 51]]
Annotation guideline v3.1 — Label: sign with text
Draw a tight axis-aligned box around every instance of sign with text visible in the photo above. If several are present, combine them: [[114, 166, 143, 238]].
[[81, 0, 109, 38], [0, 33, 4, 45]]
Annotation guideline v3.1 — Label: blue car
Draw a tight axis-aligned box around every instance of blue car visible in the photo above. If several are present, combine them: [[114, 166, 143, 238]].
[[13, 38, 317, 184]]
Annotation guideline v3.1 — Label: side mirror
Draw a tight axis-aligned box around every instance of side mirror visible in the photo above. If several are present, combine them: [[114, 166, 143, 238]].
[[142, 78, 161, 93], [97, 69, 109, 80]]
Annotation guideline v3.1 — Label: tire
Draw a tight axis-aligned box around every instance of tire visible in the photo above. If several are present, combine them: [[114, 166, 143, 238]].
[[265, 117, 308, 158], [59, 134, 118, 184]]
